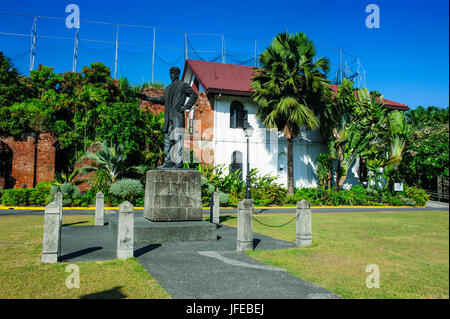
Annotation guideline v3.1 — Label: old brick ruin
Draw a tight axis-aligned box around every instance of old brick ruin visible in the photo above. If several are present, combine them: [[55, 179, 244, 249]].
[[0, 133, 56, 190], [0, 87, 214, 191]]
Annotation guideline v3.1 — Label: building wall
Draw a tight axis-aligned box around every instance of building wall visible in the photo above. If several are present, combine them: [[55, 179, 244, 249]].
[[213, 95, 360, 188], [0, 133, 56, 189], [139, 87, 360, 188]]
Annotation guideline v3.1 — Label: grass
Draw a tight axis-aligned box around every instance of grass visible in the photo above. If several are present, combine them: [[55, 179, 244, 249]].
[[220, 211, 449, 299], [0, 215, 171, 299]]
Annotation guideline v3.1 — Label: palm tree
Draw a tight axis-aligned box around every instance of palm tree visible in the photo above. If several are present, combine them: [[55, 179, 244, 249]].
[[79, 141, 129, 193], [383, 110, 411, 187], [251, 31, 332, 195], [324, 86, 387, 191]]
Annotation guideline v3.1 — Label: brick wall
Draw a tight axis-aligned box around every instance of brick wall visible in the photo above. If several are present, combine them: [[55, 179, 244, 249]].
[[0, 133, 56, 189]]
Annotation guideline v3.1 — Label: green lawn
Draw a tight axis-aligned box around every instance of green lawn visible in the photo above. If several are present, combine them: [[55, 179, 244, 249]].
[[221, 211, 449, 299], [0, 215, 171, 299]]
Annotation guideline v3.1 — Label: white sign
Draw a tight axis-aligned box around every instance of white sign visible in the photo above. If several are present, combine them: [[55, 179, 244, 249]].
[[394, 183, 404, 192]]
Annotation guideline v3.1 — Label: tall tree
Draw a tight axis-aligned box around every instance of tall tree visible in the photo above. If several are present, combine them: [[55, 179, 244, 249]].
[[321, 79, 387, 190], [251, 31, 332, 195]]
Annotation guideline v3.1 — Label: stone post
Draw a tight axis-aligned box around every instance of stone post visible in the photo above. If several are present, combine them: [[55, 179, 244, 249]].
[[54, 191, 63, 226], [41, 202, 61, 263], [210, 192, 220, 224], [237, 199, 253, 252], [95, 191, 105, 226], [117, 201, 134, 259], [296, 200, 312, 247]]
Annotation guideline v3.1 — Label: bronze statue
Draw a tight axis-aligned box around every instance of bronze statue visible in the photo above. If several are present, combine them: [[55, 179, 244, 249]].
[[138, 67, 198, 168]]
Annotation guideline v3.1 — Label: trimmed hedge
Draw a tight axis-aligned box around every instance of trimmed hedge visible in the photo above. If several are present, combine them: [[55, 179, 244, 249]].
[[0, 188, 48, 206]]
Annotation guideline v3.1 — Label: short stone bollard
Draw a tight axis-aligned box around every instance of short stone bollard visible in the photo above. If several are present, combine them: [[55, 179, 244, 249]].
[[95, 191, 105, 226], [237, 199, 253, 253], [296, 199, 312, 247], [41, 202, 61, 263], [54, 191, 63, 226], [117, 201, 134, 259], [210, 192, 220, 224]]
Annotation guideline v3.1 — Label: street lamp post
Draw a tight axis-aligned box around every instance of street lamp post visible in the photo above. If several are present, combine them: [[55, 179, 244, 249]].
[[243, 122, 254, 199]]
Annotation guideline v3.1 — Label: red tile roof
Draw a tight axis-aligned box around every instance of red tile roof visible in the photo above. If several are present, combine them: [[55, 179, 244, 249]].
[[184, 59, 408, 110]]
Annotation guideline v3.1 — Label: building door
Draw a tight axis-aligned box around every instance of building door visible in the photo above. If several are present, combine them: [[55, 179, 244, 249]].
[[0, 142, 13, 190]]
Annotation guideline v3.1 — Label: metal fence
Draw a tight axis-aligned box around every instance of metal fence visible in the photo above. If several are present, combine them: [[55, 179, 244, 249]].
[[0, 12, 366, 87]]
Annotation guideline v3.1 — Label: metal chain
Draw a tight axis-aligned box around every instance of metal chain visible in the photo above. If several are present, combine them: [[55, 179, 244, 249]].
[[251, 214, 297, 228]]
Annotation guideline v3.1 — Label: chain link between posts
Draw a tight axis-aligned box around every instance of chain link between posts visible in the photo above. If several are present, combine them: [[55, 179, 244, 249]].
[[251, 211, 297, 228]]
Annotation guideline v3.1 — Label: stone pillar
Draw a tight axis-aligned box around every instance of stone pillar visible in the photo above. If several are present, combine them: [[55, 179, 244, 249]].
[[237, 199, 253, 252], [41, 202, 61, 263], [95, 191, 104, 226], [210, 192, 220, 224], [296, 200, 312, 247], [117, 201, 134, 259], [54, 191, 63, 226]]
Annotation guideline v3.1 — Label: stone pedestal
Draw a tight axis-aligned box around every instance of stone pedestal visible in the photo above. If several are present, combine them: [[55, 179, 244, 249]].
[[144, 169, 202, 222], [110, 215, 217, 245]]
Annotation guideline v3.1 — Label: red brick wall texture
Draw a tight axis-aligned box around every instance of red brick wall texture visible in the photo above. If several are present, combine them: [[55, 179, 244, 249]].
[[0, 133, 56, 189]]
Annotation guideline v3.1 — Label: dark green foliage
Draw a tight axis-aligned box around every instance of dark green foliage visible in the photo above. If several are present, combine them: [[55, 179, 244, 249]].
[[1, 189, 29, 206], [0, 52, 164, 176], [315, 153, 331, 189], [49, 183, 81, 206], [0, 188, 48, 206]]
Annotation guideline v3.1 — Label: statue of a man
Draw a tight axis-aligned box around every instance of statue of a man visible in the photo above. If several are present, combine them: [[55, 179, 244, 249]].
[[138, 67, 198, 168]]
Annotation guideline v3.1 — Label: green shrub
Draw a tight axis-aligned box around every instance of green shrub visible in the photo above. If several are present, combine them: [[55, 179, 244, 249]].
[[399, 195, 417, 206], [36, 181, 53, 194], [1, 189, 29, 206], [109, 179, 143, 204], [387, 194, 403, 206], [292, 187, 320, 205], [403, 186, 430, 206], [218, 191, 229, 205], [28, 189, 48, 206], [135, 190, 145, 207], [252, 183, 287, 206], [49, 183, 81, 206]]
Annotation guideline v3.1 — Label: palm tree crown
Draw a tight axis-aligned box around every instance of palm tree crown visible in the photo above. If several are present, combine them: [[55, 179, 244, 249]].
[[251, 31, 332, 195]]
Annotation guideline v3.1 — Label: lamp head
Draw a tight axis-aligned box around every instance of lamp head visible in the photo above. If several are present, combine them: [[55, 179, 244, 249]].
[[243, 122, 253, 138]]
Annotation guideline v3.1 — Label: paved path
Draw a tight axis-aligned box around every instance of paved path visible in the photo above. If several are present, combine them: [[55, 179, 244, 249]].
[[60, 217, 339, 299]]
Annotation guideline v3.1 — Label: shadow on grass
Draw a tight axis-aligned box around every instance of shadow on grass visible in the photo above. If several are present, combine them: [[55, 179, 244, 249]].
[[80, 286, 126, 299], [60, 247, 103, 261], [220, 215, 236, 223]]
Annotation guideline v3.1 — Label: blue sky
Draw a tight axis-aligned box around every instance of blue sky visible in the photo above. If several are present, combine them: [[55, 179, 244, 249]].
[[0, 0, 448, 109]]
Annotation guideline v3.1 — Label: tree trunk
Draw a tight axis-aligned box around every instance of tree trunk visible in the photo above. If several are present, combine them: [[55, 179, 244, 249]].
[[335, 146, 344, 192], [287, 138, 294, 196], [327, 159, 333, 190]]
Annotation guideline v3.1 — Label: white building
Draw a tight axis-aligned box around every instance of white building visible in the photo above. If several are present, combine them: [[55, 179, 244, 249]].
[[178, 59, 408, 189]]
